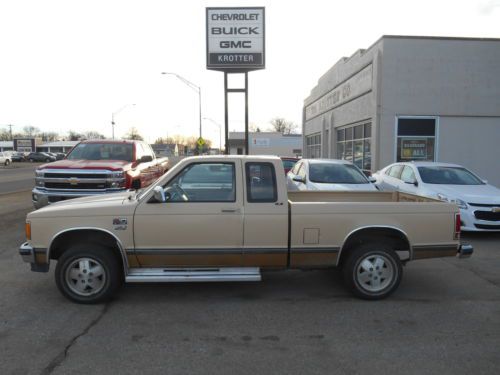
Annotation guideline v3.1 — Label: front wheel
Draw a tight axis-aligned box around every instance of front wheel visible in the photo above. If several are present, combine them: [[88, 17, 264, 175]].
[[45, 158, 50, 162], [55, 244, 122, 304], [342, 243, 402, 300], [4, 159, 10, 166]]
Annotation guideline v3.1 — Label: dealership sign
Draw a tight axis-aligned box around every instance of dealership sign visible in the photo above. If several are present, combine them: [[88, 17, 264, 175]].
[[401, 139, 428, 159], [206, 7, 265, 71]]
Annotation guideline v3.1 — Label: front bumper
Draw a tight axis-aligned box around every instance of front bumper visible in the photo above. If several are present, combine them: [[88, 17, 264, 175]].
[[457, 243, 473, 259], [19, 242, 49, 272], [460, 207, 500, 232]]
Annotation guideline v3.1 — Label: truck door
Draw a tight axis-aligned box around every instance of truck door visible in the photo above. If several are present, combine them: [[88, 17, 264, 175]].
[[133, 160, 244, 267], [242, 161, 288, 267]]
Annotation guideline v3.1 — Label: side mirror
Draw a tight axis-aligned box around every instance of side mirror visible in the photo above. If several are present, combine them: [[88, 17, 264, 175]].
[[293, 175, 305, 183], [153, 186, 166, 203], [140, 155, 153, 163], [368, 176, 377, 183], [482, 179, 488, 184], [404, 179, 418, 186]]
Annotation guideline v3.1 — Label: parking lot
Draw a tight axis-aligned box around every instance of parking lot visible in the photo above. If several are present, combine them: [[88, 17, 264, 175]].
[[1, 180, 499, 374]]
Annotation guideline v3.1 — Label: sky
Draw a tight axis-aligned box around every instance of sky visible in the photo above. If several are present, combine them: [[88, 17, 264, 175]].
[[0, 0, 499, 147]]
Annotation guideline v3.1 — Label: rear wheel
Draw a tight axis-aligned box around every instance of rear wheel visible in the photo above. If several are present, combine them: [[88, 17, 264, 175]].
[[29, 159, 34, 162], [342, 243, 402, 300], [4, 159, 10, 166], [55, 244, 122, 304]]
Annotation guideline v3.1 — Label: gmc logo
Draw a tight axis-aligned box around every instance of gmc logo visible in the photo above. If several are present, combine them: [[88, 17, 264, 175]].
[[220, 41, 252, 48]]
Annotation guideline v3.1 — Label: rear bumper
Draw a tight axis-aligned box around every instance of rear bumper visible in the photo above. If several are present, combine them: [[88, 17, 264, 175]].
[[457, 243, 473, 259]]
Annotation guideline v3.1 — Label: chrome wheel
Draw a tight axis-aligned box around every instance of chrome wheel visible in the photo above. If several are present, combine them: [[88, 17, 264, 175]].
[[355, 254, 395, 293], [64, 257, 107, 296]]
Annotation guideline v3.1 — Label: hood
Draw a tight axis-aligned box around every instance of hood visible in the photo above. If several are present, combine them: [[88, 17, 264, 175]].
[[38, 159, 132, 171], [428, 184, 500, 204], [28, 191, 137, 219], [308, 181, 378, 192]]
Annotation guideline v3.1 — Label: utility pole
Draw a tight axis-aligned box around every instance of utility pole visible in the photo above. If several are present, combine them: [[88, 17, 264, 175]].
[[8, 124, 13, 140]]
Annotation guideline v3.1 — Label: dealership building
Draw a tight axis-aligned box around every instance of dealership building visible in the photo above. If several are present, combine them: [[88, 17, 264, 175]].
[[228, 132, 302, 157], [303, 35, 500, 186]]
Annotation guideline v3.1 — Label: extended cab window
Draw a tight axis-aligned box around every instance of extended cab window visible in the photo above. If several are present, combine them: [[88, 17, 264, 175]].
[[164, 163, 235, 202], [246, 163, 277, 203]]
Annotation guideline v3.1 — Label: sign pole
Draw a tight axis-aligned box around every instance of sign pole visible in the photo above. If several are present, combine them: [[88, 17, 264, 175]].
[[245, 72, 249, 155], [224, 72, 229, 155]]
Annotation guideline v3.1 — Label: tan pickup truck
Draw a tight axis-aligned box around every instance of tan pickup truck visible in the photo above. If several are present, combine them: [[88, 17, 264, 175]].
[[19, 155, 473, 303]]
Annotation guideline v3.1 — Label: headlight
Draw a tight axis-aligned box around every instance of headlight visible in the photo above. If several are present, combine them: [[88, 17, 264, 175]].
[[35, 169, 44, 177], [455, 199, 468, 209]]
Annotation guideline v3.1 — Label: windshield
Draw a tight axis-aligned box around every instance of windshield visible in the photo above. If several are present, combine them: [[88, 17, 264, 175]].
[[417, 166, 484, 185], [309, 163, 369, 184], [66, 143, 134, 162]]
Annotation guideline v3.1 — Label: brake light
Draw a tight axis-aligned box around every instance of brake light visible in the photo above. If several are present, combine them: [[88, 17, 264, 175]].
[[454, 213, 461, 240], [25, 221, 31, 241]]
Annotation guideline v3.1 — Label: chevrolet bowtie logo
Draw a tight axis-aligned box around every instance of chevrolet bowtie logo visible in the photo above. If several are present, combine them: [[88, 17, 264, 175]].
[[68, 177, 79, 185]]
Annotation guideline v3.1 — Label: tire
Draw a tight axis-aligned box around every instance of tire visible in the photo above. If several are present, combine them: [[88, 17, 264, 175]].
[[4, 159, 10, 166], [55, 244, 122, 304], [29, 159, 34, 162], [45, 158, 50, 162], [342, 242, 402, 300]]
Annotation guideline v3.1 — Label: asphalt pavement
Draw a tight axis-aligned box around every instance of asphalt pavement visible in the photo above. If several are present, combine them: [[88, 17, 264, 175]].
[[0, 190, 499, 375], [0, 162, 39, 195]]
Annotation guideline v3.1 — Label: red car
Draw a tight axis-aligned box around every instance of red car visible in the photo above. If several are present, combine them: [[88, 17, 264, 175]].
[[281, 157, 300, 175]]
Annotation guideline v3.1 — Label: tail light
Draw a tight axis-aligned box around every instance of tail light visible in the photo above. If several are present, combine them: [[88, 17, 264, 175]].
[[454, 213, 461, 240]]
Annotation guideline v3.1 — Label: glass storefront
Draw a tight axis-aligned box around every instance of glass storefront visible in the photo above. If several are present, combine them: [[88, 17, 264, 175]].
[[306, 133, 321, 158], [337, 122, 371, 170]]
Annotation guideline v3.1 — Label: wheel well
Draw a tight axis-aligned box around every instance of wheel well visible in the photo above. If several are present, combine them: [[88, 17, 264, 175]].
[[338, 228, 411, 267], [49, 229, 125, 270]]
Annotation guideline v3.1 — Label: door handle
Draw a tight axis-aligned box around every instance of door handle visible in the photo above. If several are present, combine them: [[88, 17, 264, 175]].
[[221, 209, 240, 213], [275, 202, 284, 206]]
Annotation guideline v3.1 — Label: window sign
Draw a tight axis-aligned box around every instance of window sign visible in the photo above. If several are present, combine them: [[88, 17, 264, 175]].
[[401, 139, 428, 159]]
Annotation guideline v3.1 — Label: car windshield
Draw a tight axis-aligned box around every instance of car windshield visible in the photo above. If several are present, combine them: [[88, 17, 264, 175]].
[[309, 163, 369, 184], [66, 143, 134, 162], [417, 166, 484, 185]]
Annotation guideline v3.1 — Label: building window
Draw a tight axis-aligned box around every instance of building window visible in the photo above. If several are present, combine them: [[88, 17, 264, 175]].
[[336, 122, 371, 170], [396, 117, 436, 162], [306, 133, 321, 158]]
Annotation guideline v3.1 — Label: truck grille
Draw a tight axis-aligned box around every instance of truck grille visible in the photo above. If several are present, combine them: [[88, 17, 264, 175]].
[[37, 169, 124, 192], [474, 211, 500, 221]]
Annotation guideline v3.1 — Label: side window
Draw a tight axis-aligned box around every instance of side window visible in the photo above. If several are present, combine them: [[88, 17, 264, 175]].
[[400, 166, 416, 183], [135, 143, 144, 160], [164, 163, 235, 202], [246, 162, 277, 203], [291, 162, 301, 175], [388, 165, 403, 179], [298, 163, 306, 179]]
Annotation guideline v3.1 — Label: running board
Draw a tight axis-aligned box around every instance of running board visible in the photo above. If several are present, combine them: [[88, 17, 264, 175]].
[[125, 267, 261, 283]]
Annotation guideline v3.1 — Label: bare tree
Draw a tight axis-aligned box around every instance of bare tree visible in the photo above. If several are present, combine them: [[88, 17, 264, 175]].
[[39, 132, 60, 142], [270, 117, 298, 135], [0, 129, 10, 141], [68, 130, 84, 141], [83, 131, 105, 140], [23, 125, 40, 137], [123, 127, 144, 141]]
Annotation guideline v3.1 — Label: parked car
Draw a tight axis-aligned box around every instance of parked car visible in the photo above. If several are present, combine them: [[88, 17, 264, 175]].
[[32, 140, 169, 209], [55, 152, 66, 160], [287, 159, 378, 192], [11, 152, 27, 162], [0, 151, 12, 166], [373, 162, 500, 231], [27, 152, 56, 163], [19, 155, 472, 303], [281, 157, 299, 175]]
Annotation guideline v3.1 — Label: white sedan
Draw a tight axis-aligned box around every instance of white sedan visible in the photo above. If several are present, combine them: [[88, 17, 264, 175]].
[[373, 161, 500, 231], [286, 159, 378, 192]]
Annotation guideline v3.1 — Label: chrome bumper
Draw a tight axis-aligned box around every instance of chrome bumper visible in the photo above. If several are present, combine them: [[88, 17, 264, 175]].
[[19, 242, 35, 263], [457, 244, 474, 259]]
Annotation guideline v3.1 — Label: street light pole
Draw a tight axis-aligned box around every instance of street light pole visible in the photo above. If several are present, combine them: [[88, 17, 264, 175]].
[[161, 72, 202, 139], [203, 117, 222, 154], [111, 104, 135, 140]]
